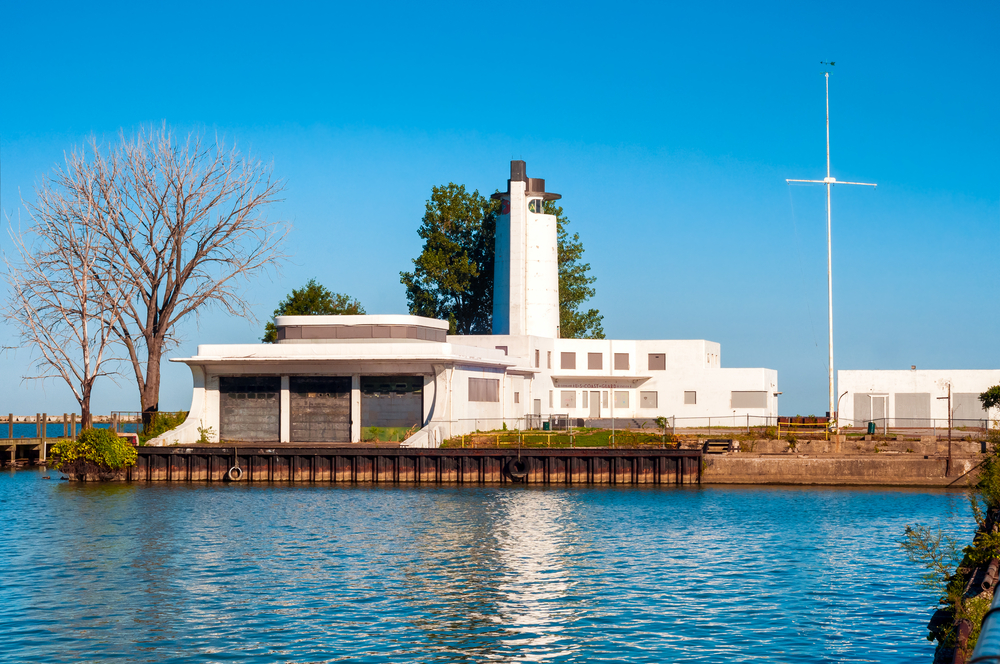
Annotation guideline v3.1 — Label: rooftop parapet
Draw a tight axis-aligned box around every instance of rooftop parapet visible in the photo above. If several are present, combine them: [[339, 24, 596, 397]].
[[273, 315, 449, 343]]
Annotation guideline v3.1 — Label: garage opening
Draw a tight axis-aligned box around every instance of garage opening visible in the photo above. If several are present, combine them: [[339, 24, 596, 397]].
[[290, 376, 352, 443], [361, 376, 423, 442], [220, 376, 280, 442]]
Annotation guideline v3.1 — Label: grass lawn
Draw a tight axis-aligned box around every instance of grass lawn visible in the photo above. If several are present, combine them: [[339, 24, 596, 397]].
[[442, 427, 680, 449]]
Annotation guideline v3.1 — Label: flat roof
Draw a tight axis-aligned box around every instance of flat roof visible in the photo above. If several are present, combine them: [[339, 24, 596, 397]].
[[275, 314, 448, 329]]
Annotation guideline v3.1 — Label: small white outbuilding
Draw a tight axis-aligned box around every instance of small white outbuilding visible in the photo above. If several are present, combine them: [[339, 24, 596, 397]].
[[837, 369, 999, 429]]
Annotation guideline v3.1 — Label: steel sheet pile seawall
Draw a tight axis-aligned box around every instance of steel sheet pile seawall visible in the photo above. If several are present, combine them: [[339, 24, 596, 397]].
[[130, 447, 702, 485]]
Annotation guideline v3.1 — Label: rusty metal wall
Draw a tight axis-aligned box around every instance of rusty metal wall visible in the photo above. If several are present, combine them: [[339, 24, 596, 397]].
[[131, 448, 702, 485], [219, 376, 280, 442], [289, 377, 351, 443]]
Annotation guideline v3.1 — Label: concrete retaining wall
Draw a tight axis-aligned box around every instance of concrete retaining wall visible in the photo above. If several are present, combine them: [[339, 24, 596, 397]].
[[702, 455, 980, 486], [727, 437, 984, 457]]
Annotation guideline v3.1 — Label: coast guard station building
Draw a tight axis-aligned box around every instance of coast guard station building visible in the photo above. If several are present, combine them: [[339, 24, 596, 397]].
[[153, 162, 778, 446]]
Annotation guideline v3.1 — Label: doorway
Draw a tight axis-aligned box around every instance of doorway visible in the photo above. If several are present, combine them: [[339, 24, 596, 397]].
[[590, 391, 601, 418]]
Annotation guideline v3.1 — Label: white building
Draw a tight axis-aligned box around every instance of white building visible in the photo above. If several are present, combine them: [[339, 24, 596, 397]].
[[153, 161, 778, 446], [838, 369, 998, 429]]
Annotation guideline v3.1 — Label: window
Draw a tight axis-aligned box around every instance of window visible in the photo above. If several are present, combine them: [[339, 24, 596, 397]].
[[731, 391, 767, 408], [582, 391, 589, 408], [549, 390, 553, 408], [588, 353, 602, 370], [602, 391, 609, 407], [684, 391, 697, 405], [648, 353, 666, 370], [469, 377, 499, 402], [561, 352, 576, 370], [495, 346, 508, 355], [528, 198, 543, 213], [514, 392, 520, 404], [547, 351, 551, 369], [640, 391, 657, 408], [615, 353, 629, 370], [614, 391, 629, 408], [561, 391, 576, 408], [535, 349, 540, 368]]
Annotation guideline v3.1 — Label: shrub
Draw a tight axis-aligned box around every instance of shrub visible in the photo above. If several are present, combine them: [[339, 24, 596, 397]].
[[139, 411, 188, 444], [50, 428, 138, 480]]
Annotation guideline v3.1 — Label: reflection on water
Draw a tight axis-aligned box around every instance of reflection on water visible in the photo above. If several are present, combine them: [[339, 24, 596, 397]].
[[0, 469, 974, 663], [495, 491, 576, 661]]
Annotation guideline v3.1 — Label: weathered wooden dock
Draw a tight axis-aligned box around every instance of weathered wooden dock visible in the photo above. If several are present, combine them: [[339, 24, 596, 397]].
[[129, 446, 702, 485]]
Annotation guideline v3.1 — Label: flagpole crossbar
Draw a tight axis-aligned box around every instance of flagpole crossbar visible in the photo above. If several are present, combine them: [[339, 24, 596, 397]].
[[784, 71, 877, 432], [786, 178, 876, 187]]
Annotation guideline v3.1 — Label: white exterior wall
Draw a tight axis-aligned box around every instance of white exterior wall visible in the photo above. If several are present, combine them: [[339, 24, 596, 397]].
[[152, 336, 515, 446], [454, 334, 778, 425], [524, 203, 559, 338], [492, 205, 511, 335], [492, 180, 526, 335], [492, 181, 559, 339], [838, 369, 1000, 427]]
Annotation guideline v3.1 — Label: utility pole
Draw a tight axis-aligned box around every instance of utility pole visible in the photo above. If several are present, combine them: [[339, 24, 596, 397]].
[[786, 65, 877, 433]]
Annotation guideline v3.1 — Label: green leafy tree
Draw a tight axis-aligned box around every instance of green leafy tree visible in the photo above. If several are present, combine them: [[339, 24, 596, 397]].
[[400, 184, 497, 334], [262, 279, 365, 342], [401, 185, 603, 338], [546, 201, 604, 339], [980, 386, 1000, 410]]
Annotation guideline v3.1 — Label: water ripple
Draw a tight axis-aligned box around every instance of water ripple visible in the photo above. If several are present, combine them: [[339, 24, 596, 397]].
[[0, 470, 973, 663]]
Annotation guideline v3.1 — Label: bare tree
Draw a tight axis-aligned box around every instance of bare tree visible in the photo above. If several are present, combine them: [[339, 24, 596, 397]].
[[82, 125, 288, 427], [11, 125, 288, 429], [5, 153, 129, 428]]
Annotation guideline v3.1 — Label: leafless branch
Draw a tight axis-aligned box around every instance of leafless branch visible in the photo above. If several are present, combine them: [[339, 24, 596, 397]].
[[4, 162, 131, 427], [34, 125, 289, 421], [5, 125, 288, 425]]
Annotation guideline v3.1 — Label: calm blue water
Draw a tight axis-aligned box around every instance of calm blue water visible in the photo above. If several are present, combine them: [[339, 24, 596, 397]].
[[0, 469, 973, 663], [4, 422, 141, 439]]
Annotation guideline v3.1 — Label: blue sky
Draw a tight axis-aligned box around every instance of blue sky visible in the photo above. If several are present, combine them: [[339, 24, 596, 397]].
[[1, 0, 997, 416]]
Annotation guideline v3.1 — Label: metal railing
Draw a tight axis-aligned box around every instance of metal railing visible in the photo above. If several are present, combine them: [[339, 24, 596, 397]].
[[440, 413, 996, 448]]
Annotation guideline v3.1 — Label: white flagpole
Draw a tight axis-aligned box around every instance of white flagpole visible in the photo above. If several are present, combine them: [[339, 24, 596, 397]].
[[786, 67, 876, 432]]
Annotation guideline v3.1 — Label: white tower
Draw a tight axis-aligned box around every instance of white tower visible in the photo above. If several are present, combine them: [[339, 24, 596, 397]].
[[491, 160, 561, 338]]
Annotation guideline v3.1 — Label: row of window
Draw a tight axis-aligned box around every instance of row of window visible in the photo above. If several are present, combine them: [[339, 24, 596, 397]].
[[472, 379, 768, 410], [556, 390, 659, 409], [551, 390, 767, 409], [529, 351, 670, 371]]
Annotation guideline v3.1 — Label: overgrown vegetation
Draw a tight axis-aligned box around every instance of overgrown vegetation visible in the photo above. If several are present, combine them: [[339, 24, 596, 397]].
[[785, 433, 797, 451], [902, 406, 1000, 657], [901, 525, 963, 595], [197, 424, 216, 444], [50, 428, 138, 480], [138, 411, 188, 444]]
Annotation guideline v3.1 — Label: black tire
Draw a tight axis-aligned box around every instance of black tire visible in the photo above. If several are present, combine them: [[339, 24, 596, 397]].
[[505, 458, 528, 480]]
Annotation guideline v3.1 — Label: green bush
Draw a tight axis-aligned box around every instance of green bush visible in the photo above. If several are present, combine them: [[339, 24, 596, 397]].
[[51, 428, 138, 479], [139, 411, 188, 444]]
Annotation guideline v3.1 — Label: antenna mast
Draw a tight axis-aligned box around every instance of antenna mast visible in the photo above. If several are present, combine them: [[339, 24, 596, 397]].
[[786, 64, 877, 433]]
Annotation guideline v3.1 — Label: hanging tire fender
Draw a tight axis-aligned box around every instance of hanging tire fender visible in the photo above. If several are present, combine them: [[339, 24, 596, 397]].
[[505, 458, 528, 481], [227, 466, 244, 482]]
